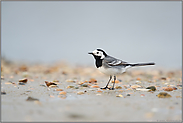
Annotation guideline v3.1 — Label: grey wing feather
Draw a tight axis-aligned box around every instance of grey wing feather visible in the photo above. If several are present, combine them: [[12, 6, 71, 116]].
[[104, 55, 128, 66]]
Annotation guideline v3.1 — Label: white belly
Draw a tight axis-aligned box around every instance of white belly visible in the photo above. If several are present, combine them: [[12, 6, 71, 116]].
[[98, 66, 126, 76]]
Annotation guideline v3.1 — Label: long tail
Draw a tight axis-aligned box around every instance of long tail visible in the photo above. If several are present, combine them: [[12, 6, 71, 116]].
[[129, 62, 155, 67]]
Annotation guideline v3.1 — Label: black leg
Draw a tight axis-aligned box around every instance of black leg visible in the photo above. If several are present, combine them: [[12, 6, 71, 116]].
[[100, 75, 112, 89], [109, 76, 116, 90]]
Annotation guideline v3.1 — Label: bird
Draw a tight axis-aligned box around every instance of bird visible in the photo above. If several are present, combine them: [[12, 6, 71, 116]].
[[88, 49, 155, 90]]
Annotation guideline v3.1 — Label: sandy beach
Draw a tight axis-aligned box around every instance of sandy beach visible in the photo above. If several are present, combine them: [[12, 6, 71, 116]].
[[1, 60, 182, 122]]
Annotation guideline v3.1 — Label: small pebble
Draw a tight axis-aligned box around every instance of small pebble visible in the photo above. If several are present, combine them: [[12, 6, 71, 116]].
[[26, 96, 39, 101], [157, 92, 172, 98], [89, 78, 97, 83], [55, 88, 63, 91], [1, 91, 6, 95], [164, 87, 173, 91], [172, 87, 177, 90], [161, 77, 166, 80], [19, 82, 25, 85], [146, 86, 156, 91], [115, 86, 122, 89], [59, 91, 67, 95], [80, 84, 88, 87], [49, 85, 58, 88], [140, 94, 145, 97], [77, 91, 84, 95], [45, 81, 57, 87], [126, 94, 130, 96], [19, 78, 28, 83], [75, 86, 79, 89], [91, 85, 100, 88], [67, 85, 75, 89], [116, 94, 123, 97]]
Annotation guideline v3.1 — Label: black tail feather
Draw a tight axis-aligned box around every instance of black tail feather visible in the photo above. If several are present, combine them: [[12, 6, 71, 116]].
[[130, 62, 155, 67]]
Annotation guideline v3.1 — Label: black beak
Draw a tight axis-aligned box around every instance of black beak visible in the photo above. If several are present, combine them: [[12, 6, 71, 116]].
[[88, 52, 93, 55]]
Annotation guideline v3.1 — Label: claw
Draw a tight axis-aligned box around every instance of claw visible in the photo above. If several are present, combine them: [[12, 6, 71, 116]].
[[109, 88, 115, 90]]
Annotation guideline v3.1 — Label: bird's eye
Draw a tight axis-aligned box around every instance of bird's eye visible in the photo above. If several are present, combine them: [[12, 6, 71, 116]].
[[96, 52, 99, 54]]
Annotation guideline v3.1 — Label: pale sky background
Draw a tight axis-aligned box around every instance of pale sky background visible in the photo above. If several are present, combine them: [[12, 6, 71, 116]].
[[1, 1, 182, 68]]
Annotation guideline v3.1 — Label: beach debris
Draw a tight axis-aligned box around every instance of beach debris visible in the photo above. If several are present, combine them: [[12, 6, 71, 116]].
[[91, 85, 100, 88], [136, 77, 141, 80], [97, 90, 102, 93], [164, 87, 173, 91], [80, 84, 89, 87], [18, 82, 25, 85], [75, 86, 79, 89], [126, 94, 131, 96], [59, 91, 67, 95], [172, 87, 177, 90], [55, 88, 63, 91], [89, 78, 97, 83], [161, 77, 166, 80], [146, 86, 156, 91], [19, 78, 28, 83], [131, 85, 141, 89], [136, 88, 151, 92], [26, 96, 39, 101], [1, 75, 4, 80], [49, 85, 58, 88], [115, 86, 122, 89], [140, 94, 145, 97], [157, 92, 172, 98], [45, 81, 57, 87], [116, 94, 123, 97], [177, 84, 182, 87], [67, 85, 75, 89], [176, 96, 181, 98], [1, 91, 6, 95], [77, 91, 84, 95]]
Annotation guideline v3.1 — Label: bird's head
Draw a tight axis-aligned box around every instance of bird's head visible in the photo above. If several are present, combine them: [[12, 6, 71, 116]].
[[88, 49, 107, 59]]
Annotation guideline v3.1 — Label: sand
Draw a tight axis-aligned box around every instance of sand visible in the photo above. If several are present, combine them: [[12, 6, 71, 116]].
[[1, 60, 182, 122]]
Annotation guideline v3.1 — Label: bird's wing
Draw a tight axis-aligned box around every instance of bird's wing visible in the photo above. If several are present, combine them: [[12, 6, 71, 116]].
[[104, 56, 128, 66]]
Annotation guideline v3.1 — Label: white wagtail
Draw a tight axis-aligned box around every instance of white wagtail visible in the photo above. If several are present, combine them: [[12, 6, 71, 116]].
[[88, 49, 155, 90]]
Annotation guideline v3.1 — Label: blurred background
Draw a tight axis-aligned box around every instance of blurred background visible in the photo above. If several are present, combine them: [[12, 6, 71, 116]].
[[1, 1, 182, 69]]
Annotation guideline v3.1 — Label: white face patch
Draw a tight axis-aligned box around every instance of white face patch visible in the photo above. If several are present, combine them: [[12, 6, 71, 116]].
[[92, 50, 105, 59]]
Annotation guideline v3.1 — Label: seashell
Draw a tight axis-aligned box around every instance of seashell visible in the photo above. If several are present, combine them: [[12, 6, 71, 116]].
[[116, 94, 123, 97], [157, 92, 172, 98], [77, 91, 84, 95], [19, 78, 28, 83], [59, 91, 67, 95]]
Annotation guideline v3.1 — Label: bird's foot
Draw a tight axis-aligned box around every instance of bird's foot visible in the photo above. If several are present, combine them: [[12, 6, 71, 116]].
[[109, 87, 115, 90], [100, 87, 115, 90]]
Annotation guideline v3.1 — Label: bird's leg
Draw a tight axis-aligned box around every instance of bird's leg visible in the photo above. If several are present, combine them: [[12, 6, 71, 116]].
[[109, 76, 116, 90], [100, 75, 112, 89]]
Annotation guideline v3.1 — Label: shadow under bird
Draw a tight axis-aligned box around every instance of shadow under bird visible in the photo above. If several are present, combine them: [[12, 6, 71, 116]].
[[88, 49, 155, 90]]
